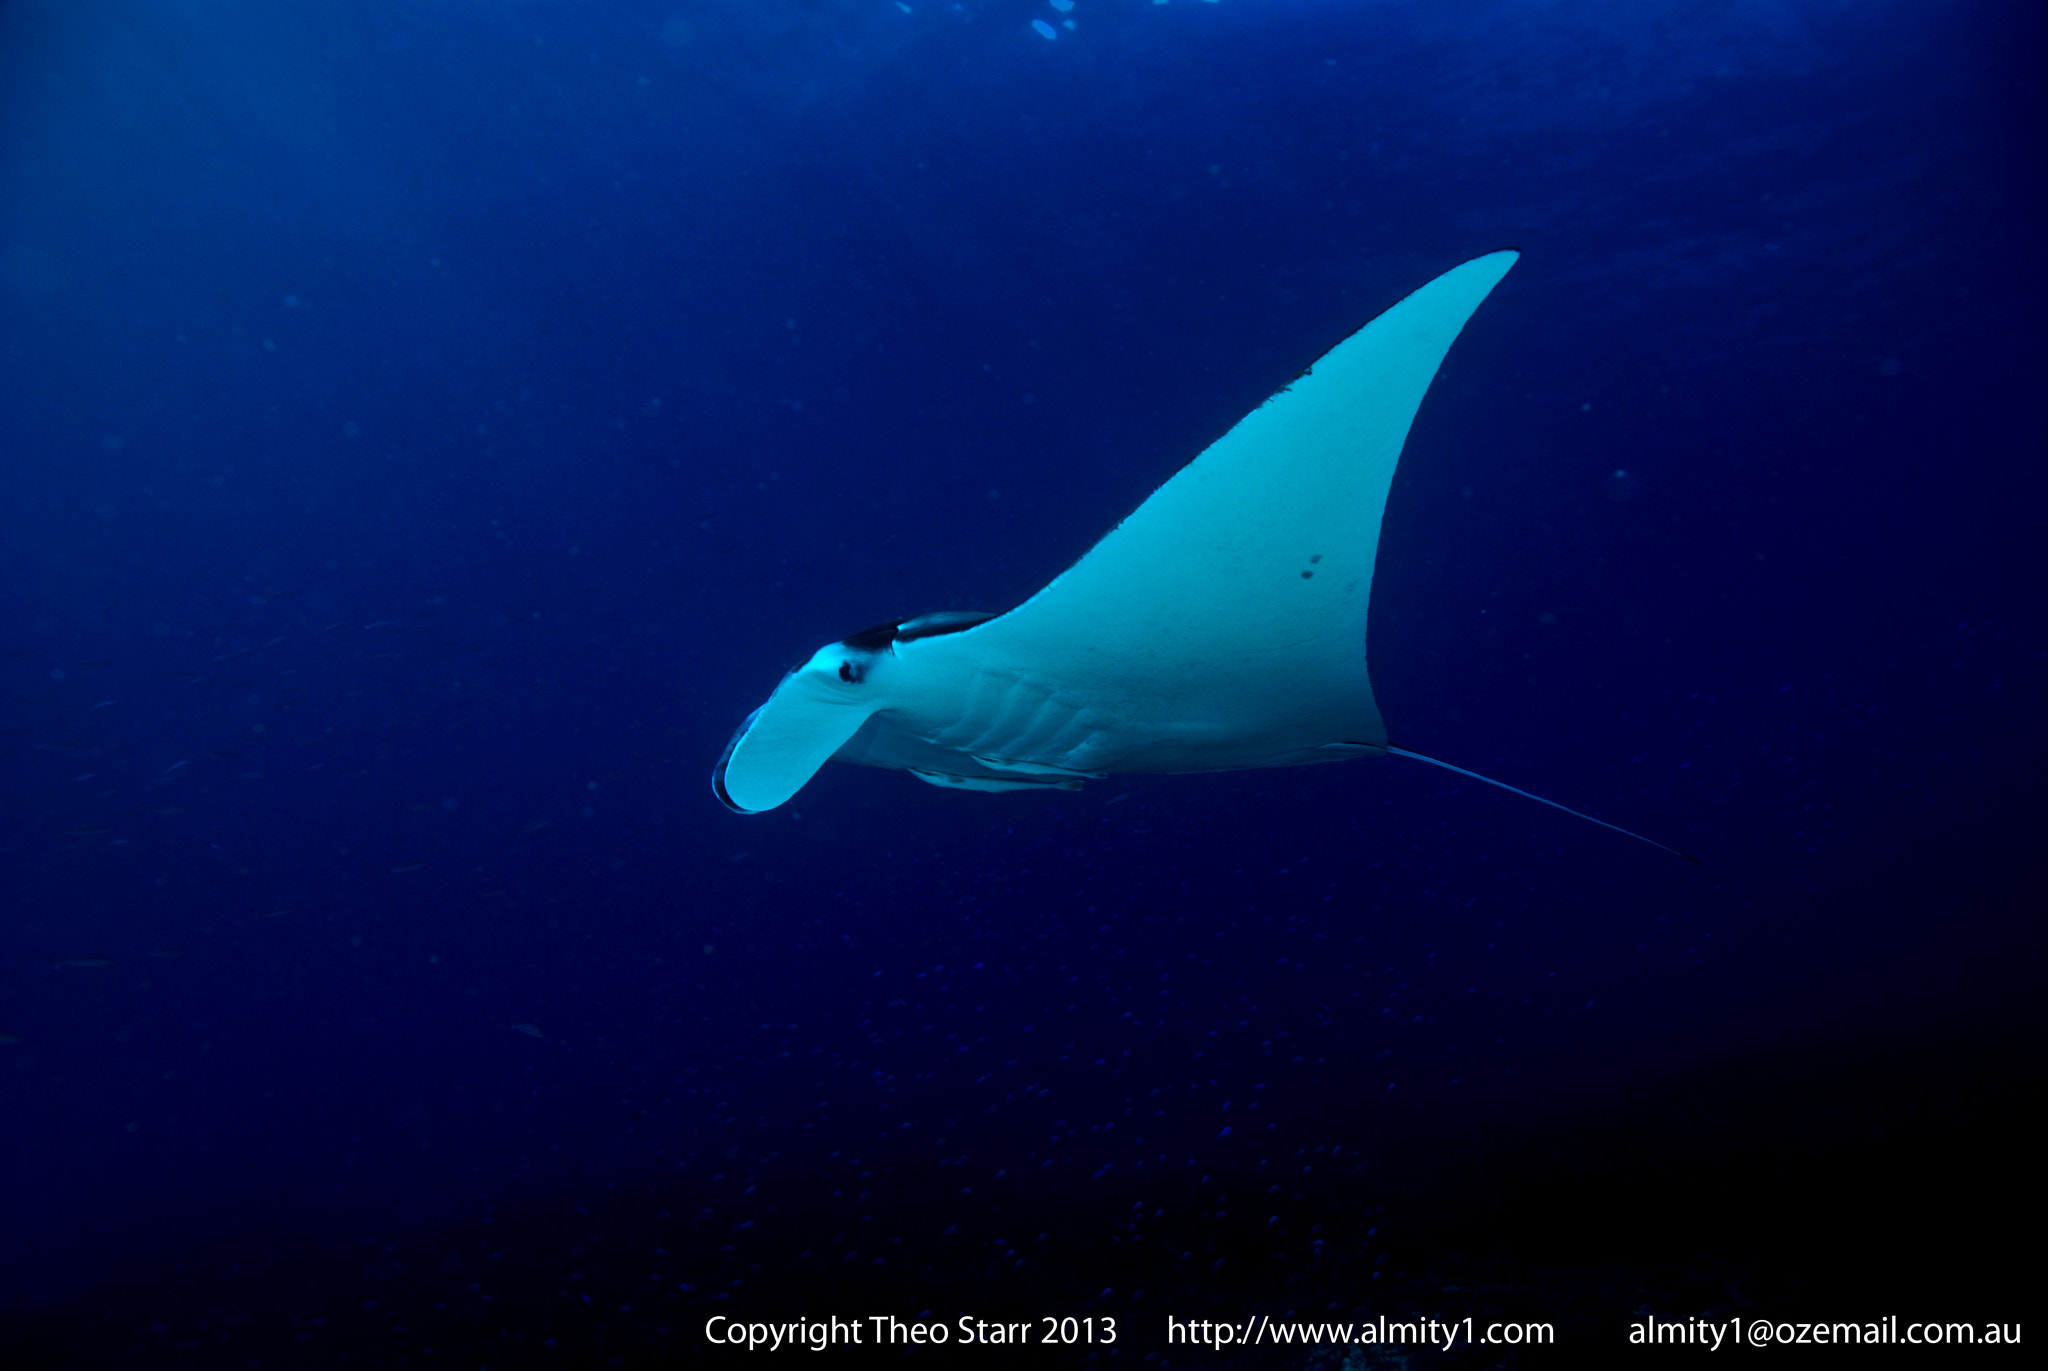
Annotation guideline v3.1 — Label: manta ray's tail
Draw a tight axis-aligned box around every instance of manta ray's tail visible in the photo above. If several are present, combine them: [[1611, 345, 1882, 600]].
[[1387, 745, 1699, 863]]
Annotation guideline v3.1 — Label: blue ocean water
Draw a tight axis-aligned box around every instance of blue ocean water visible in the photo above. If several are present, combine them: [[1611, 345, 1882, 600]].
[[1, 0, 2040, 1364]]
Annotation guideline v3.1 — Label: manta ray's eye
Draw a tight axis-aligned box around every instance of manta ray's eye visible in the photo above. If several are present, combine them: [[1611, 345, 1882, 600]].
[[838, 660, 865, 685]]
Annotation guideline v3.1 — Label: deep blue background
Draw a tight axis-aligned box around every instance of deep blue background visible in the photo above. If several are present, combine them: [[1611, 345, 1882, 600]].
[[2, 1, 2041, 1363]]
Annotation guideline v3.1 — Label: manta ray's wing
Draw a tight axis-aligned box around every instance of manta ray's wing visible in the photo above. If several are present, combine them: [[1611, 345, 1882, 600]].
[[716, 251, 1518, 812], [879, 250, 1520, 776]]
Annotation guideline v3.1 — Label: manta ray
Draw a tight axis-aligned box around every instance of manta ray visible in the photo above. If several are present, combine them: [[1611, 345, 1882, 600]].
[[715, 251, 1688, 859]]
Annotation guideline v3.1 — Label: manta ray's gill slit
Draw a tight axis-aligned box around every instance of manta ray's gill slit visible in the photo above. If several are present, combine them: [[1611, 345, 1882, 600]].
[[963, 672, 1081, 765], [1010, 691, 1100, 768], [930, 662, 1035, 755]]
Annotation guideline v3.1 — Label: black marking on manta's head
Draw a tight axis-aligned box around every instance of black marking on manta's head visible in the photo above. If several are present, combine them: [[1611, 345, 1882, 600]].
[[895, 611, 997, 642], [839, 612, 998, 654], [840, 621, 901, 652]]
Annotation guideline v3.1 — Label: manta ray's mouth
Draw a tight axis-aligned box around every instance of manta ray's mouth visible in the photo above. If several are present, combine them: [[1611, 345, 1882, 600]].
[[710, 706, 764, 814]]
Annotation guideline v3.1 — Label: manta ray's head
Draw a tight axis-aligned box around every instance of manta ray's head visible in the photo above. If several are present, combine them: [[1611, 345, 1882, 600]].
[[712, 611, 997, 813]]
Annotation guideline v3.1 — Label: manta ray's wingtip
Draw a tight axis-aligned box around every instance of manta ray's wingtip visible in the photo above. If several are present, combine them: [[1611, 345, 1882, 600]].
[[1458, 246, 1520, 280]]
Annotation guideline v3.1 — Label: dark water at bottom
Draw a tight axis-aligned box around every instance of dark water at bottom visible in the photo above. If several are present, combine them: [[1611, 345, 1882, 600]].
[[5, 1027, 2030, 1367]]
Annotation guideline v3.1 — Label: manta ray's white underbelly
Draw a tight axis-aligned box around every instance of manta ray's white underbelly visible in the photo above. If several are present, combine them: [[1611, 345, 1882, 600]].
[[832, 653, 1384, 786], [833, 664, 1117, 783]]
